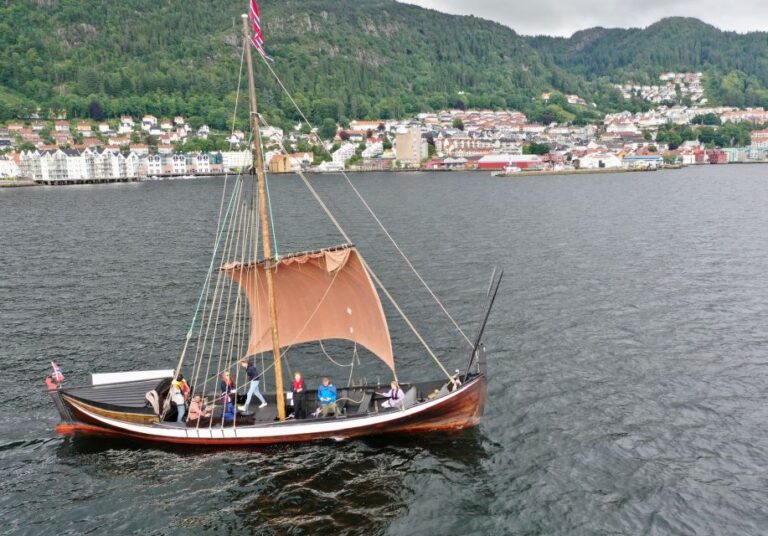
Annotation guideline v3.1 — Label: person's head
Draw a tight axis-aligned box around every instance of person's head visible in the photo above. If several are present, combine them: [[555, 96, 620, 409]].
[[294, 371, 302, 380], [221, 371, 230, 379], [45, 375, 52, 382], [391, 380, 399, 390], [175, 374, 183, 382], [322, 377, 330, 386], [192, 395, 202, 403], [240, 359, 249, 368]]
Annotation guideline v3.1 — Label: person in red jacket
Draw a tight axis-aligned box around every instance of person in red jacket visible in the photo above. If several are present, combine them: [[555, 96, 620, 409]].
[[291, 371, 306, 419]]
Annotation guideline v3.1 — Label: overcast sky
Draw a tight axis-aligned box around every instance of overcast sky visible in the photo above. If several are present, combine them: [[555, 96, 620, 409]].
[[403, 0, 768, 37]]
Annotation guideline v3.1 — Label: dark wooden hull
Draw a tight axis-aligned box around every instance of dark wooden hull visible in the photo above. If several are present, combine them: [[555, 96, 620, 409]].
[[53, 375, 487, 446]]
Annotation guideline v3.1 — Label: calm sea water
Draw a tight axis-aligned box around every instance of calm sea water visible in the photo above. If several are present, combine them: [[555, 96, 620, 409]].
[[3, 166, 768, 535]]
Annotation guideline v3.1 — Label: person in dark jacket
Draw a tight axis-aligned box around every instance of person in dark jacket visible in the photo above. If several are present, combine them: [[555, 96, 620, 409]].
[[238, 358, 267, 412]]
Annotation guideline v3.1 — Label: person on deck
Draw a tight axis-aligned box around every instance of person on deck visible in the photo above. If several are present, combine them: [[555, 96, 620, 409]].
[[379, 381, 405, 409], [220, 371, 236, 405], [188, 395, 211, 421], [238, 358, 267, 412], [177, 374, 190, 402], [170, 375, 187, 423], [317, 377, 340, 418], [292, 371, 306, 419]]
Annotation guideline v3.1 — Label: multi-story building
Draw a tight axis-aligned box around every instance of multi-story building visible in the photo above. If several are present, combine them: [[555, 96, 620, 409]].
[[171, 154, 188, 174], [0, 156, 20, 177], [192, 153, 211, 174], [146, 155, 163, 176], [332, 143, 356, 166], [394, 125, 427, 165]]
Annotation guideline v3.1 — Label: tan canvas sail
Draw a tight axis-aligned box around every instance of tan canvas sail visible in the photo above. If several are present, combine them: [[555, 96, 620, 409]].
[[222, 246, 395, 372]]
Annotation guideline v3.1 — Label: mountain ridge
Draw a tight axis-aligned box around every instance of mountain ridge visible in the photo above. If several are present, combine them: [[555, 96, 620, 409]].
[[1, 2, 768, 125]]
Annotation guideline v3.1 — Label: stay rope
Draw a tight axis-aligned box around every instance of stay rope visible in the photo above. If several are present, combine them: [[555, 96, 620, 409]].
[[257, 114, 452, 383], [261, 57, 472, 349]]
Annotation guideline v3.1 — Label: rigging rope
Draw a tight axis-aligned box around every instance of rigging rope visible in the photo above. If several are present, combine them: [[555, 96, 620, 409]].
[[260, 57, 472, 348], [258, 113, 452, 382], [264, 169, 279, 259]]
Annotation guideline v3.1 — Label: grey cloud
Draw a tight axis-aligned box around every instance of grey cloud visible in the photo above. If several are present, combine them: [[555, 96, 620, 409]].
[[402, 0, 768, 36]]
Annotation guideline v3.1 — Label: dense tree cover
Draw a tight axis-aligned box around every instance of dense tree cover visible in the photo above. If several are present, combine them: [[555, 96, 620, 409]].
[[0, 0, 632, 127], [5, 3, 768, 127], [655, 122, 762, 148], [530, 17, 768, 108], [523, 142, 550, 155]]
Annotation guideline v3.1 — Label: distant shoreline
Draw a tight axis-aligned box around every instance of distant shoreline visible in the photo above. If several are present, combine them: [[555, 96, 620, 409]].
[[5, 162, 767, 187]]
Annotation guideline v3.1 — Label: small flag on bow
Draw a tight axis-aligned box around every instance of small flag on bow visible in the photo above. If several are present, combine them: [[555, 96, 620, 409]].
[[250, 0, 274, 62], [51, 361, 64, 383]]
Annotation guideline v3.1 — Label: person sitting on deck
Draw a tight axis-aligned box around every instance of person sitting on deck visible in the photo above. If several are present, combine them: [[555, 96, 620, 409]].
[[188, 395, 211, 421], [379, 381, 405, 409], [222, 399, 236, 422], [317, 377, 340, 418], [291, 371, 306, 419], [237, 358, 267, 412]]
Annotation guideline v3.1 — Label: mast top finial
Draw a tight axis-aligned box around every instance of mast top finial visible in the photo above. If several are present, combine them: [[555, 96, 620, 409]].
[[241, 13, 248, 19]]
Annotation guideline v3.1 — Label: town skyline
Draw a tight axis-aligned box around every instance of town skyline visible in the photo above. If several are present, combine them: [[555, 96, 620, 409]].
[[403, 0, 768, 36]]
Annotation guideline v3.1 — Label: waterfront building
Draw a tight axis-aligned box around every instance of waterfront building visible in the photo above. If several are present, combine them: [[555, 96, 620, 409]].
[[126, 152, 143, 177], [706, 149, 729, 164], [171, 154, 187, 174], [20, 150, 42, 179], [622, 154, 663, 169], [221, 150, 251, 171], [146, 155, 162, 176], [476, 154, 544, 171], [192, 153, 211, 174], [576, 152, 623, 169], [394, 125, 427, 166], [0, 156, 20, 177], [332, 143, 357, 166], [39, 149, 69, 182], [64, 149, 88, 180], [722, 147, 749, 163]]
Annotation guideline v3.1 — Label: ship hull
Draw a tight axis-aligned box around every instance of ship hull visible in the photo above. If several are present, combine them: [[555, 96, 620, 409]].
[[53, 375, 486, 446]]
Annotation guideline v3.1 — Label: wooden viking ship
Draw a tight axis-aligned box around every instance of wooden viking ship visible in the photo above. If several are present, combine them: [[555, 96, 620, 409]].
[[49, 4, 501, 447]]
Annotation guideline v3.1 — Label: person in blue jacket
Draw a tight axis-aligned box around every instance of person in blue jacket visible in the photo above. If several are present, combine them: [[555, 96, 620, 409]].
[[317, 377, 340, 417]]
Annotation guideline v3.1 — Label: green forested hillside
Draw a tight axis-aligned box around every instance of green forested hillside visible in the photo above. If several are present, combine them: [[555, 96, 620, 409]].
[[529, 17, 768, 107], [0, 0, 611, 127], [4, 3, 768, 128]]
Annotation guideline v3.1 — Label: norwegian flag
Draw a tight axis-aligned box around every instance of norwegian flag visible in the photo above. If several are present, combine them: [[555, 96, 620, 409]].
[[51, 361, 64, 383], [249, 0, 274, 61]]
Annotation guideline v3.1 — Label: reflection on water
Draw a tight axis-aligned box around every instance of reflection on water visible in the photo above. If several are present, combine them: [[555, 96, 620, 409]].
[[50, 430, 490, 535]]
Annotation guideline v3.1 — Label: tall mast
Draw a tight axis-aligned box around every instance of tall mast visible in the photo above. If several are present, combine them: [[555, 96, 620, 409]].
[[241, 14, 286, 421]]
